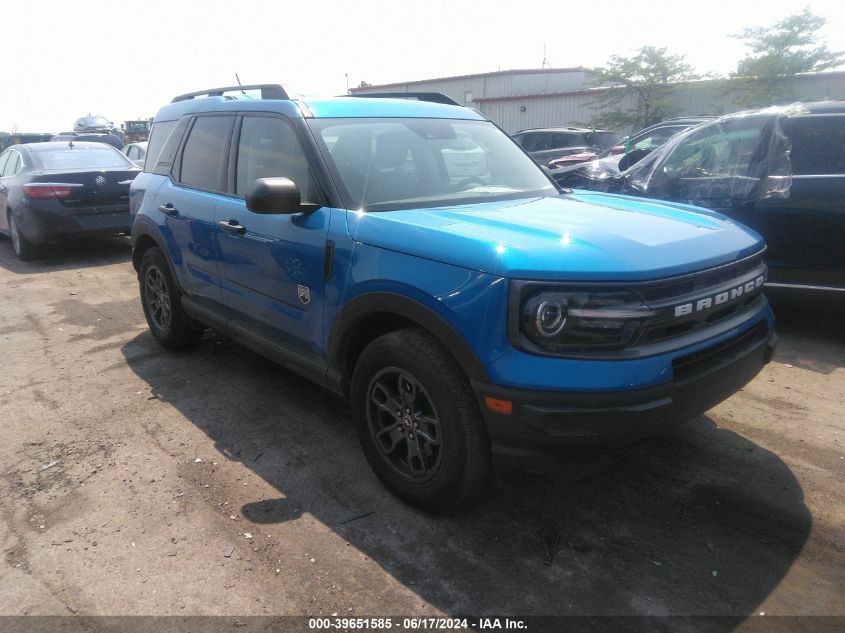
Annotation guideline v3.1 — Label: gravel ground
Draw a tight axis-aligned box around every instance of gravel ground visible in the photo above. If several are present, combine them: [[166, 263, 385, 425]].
[[0, 236, 843, 628]]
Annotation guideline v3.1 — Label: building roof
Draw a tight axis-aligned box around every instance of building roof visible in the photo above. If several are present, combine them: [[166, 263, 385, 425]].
[[349, 67, 588, 91]]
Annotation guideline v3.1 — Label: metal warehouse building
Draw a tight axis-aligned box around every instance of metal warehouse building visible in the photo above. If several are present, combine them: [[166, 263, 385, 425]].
[[350, 68, 845, 133]]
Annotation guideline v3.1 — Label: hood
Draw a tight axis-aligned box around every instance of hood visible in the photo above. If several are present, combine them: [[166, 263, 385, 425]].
[[347, 194, 764, 281]]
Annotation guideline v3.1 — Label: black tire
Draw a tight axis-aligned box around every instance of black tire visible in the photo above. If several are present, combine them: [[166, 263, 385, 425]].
[[351, 328, 493, 511], [8, 212, 38, 261], [139, 247, 205, 348]]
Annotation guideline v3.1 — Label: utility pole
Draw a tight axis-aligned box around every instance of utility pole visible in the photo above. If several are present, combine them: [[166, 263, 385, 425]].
[[542, 44, 550, 68], [345, 73, 349, 94]]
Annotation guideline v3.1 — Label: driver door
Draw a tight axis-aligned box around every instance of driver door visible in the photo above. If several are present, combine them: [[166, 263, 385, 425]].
[[214, 114, 329, 361]]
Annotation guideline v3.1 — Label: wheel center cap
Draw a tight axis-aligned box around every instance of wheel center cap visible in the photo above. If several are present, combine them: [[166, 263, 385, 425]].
[[402, 416, 412, 429]]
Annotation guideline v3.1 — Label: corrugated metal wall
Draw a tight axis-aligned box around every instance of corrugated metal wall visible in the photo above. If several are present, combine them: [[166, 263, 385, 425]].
[[351, 70, 845, 134]]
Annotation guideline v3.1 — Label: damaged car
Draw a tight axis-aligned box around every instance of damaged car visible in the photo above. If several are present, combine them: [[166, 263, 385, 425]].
[[552, 102, 845, 306]]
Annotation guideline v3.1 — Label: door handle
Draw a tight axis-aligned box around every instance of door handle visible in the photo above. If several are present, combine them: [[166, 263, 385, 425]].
[[218, 219, 246, 235], [159, 203, 179, 216]]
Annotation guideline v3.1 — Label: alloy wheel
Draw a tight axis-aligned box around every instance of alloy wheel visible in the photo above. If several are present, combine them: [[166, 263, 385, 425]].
[[366, 368, 443, 481], [9, 216, 21, 255], [145, 266, 172, 331]]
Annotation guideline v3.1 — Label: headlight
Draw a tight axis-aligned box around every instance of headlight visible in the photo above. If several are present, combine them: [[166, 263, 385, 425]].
[[518, 288, 657, 352]]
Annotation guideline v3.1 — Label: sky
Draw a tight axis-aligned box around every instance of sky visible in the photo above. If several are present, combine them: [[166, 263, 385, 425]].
[[2, 0, 844, 132]]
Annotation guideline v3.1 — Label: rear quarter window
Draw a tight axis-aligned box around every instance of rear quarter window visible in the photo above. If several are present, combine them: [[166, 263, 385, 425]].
[[782, 116, 845, 176], [145, 120, 176, 173]]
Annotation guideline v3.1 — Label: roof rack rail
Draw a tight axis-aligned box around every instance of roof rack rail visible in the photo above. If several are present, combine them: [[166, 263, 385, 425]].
[[171, 84, 290, 103], [348, 92, 461, 106]]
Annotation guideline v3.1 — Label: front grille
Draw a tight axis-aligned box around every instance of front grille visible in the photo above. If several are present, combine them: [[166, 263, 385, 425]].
[[671, 321, 767, 381], [634, 251, 767, 346], [642, 292, 762, 343], [642, 253, 764, 303]]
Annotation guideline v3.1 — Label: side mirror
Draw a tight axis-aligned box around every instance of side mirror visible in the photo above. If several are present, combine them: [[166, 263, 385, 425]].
[[246, 177, 302, 214]]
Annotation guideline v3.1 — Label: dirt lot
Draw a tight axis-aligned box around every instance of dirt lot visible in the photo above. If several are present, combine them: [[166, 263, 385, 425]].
[[0, 237, 843, 627]]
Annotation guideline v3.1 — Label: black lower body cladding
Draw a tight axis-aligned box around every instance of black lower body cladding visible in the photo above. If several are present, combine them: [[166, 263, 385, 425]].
[[474, 321, 777, 478]]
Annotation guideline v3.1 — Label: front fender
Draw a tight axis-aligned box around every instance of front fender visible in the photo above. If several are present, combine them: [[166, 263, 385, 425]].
[[327, 289, 492, 385]]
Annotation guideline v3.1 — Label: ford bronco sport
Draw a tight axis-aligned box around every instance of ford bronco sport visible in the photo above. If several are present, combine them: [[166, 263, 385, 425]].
[[130, 84, 776, 510]]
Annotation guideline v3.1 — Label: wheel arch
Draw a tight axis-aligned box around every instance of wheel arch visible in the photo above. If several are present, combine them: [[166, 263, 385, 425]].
[[328, 292, 490, 396]]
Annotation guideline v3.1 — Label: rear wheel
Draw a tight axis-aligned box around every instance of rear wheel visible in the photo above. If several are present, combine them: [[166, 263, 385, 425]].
[[139, 247, 205, 348], [8, 212, 38, 261], [351, 329, 493, 511]]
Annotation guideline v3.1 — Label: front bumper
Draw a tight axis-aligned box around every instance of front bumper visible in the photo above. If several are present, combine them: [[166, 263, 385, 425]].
[[16, 203, 131, 245], [473, 321, 776, 475]]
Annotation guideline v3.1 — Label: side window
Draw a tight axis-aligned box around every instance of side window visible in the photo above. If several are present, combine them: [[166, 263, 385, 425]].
[[551, 134, 571, 149], [661, 119, 767, 179], [179, 116, 232, 191], [4, 151, 21, 176], [235, 116, 315, 199], [0, 150, 9, 177], [521, 133, 541, 152], [782, 116, 845, 176], [144, 120, 175, 173], [151, 118, 189, 176], [632, 126, 686, 152]]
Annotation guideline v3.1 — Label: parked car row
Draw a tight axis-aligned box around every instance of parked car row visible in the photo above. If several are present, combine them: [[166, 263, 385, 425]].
[[3, 87, 840, 509]]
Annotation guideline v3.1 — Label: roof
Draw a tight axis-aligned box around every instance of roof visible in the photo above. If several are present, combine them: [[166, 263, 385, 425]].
[[799, 100, 845, 114], [153, 94, 485, 123], [714, 101, 845, 122]]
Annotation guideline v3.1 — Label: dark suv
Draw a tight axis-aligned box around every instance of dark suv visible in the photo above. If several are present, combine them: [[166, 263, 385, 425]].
[[556, 102, 845, 307], [74, 115, 118, 135], [512, 127, 619, 167], [130, 85, 775, 509]]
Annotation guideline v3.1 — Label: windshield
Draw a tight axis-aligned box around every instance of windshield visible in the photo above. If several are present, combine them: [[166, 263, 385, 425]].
[[308, 118, 556, 210], [126, 121, 149, 134], [33, 145, 132, 170], [82, 116, 110, 127], [589, 131, 621, 150]]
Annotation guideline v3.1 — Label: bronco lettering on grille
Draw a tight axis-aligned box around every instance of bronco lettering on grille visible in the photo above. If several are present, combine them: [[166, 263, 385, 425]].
[[673, 275, 765, 318]]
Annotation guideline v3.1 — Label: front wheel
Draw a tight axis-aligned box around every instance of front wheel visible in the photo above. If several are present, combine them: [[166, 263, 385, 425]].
[[351, 329, 493, 511], [139, 247, 205, 348]]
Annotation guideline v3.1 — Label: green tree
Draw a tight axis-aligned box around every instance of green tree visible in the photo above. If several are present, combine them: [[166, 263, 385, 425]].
[[586, 46, 697, 132], [730, 8, 844, 107]]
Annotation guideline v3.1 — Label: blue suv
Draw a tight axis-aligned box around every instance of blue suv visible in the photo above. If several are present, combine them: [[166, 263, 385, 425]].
[[130, 84, 777, 510]]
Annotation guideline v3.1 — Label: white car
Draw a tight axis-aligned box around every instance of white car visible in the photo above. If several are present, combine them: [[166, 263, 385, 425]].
[[122, 142, 148, 168]]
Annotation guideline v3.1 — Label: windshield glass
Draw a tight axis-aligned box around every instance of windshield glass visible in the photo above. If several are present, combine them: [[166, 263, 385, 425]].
[[308, 118, 556, 210], [82, 116, 110, 127], [588, 131, 621, 150], [126, 122, 149, 133], [33, 145, 132, 170]]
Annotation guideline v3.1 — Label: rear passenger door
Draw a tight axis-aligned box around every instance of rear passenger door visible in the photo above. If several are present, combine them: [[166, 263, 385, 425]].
[[213, 114, 330, 361], [156, 114, 234, 312], [753, 114, 845, 288]]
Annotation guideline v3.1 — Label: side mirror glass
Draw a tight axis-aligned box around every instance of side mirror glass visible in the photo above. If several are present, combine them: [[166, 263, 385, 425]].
[[246, 177, 302, 214]]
